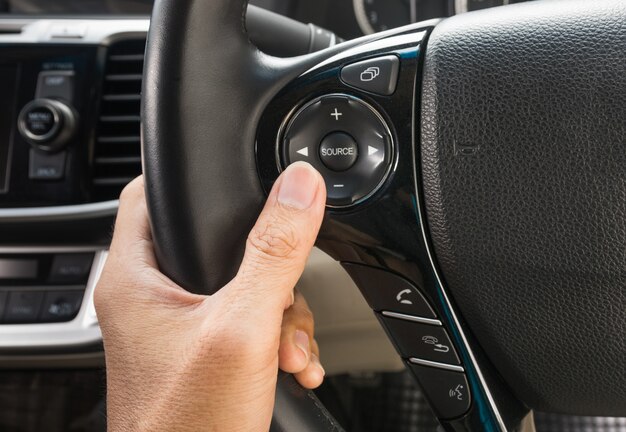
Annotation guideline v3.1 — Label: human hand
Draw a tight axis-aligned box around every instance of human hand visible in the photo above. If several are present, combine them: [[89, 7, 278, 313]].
[[95, 162, 327, 432]]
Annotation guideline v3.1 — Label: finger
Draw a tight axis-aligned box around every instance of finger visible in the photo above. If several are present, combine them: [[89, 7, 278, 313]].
[[224, 162, 326, 316], [109, 175, 158, 269], [96, 176, 188, 314], [294, 339, 325, 389], [278, 291, 315, 373]]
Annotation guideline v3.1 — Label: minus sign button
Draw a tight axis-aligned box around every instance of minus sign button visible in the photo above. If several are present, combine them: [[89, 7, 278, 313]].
[[333, 184, 344, 188]]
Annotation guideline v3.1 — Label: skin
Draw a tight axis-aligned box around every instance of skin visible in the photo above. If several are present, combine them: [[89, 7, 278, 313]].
[[95, 162, 327, 432]]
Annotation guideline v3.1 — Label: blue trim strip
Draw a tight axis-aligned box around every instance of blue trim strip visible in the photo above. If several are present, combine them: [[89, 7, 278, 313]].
[[412, 194, 501, 430]]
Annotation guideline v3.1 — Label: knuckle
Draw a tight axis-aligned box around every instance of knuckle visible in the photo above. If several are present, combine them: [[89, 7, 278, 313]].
[[118, 176, 144, 203], [198, 319, 271, 364], [247, 214, 300, 260], [291, 302, 314, 324]]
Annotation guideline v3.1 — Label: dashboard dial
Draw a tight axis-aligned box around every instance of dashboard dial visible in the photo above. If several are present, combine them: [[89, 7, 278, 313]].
[[354, 0, 453, 34], [354, 0, 413, 34]]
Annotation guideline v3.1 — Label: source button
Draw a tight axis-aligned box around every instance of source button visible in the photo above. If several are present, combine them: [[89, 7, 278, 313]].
[[319, 132, 359, 171]]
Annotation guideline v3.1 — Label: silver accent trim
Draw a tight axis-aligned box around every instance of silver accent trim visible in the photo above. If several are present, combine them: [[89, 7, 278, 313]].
[[409, 357, 465, 373], [381, 310, 442, 326], [0, 247, 106, 350], [0, 18, 149, 45], [0, 200, 118, 222]]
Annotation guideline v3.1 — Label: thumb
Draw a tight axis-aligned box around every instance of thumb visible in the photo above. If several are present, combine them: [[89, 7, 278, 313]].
[[221, 162, 326, 318]]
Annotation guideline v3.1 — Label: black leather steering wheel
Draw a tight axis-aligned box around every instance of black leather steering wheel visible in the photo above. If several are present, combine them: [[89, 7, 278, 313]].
[[141, 0, 626, 430]]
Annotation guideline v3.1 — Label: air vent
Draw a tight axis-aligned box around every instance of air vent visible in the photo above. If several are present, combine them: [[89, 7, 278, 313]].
[[93, 38, 145, 201]]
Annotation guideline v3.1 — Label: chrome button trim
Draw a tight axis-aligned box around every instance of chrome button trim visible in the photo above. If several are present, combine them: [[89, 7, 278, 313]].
[[409, 357, 465, 373], [381, 310, 442, 326]]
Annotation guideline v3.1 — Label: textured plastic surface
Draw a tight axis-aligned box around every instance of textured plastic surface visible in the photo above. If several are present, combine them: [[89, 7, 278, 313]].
[[420, 0, 626, 415]]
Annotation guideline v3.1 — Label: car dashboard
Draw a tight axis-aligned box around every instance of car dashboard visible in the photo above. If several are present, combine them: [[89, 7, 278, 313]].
[[5, 2, 599, 432], [0, 0, 533, 357]]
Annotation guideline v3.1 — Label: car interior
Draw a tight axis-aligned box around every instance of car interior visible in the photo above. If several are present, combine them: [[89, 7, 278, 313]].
[[0, 0, 624, 431]]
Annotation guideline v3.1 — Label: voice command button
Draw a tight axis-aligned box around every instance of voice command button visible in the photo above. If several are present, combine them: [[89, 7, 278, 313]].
[[407, 363, 472, 419]]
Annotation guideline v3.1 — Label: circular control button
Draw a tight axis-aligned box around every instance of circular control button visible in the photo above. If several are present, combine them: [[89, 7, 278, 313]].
[[281, 94, 393, 207], [319, 132, 359, 171], [24, 106, 57, 137], [18, 99, 77, 152]]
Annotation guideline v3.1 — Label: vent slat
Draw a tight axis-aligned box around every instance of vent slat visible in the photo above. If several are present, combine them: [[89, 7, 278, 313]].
[[93, 38, 146, 202], [97, 136, 141, 144], [109, 54, 145, 62], [99, 115, 140, 123], [93, 177, 137, 186], [95, 156, 142, 165], [105, 74, 142, 81], [102, 94, 141, 102]]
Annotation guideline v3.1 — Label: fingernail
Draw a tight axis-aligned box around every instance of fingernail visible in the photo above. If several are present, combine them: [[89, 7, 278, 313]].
[[277, 162, 319, 210], [294, 330, 310, 362], [311, 353, 325, 376]]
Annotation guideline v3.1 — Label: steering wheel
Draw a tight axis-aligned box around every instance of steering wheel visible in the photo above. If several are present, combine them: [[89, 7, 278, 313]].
[[141, 0, 626, 430]]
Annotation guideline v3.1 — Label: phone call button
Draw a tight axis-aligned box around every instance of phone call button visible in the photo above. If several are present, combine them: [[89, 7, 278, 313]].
[[342, 263, 436, 318]]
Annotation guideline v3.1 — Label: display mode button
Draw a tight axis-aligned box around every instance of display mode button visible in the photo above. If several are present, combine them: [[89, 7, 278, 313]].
[[341, 55, 400, 96], [319, 132, 358, 171]]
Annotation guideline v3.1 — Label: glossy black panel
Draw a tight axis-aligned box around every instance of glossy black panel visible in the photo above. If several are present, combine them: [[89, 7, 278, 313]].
[[256, 26, 529, 431]]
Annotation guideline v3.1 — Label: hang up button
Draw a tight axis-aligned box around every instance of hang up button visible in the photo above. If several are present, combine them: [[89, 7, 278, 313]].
[[340, 55, 400, 96]]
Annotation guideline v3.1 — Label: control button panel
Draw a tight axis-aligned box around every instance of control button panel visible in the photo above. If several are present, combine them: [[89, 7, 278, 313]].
[[1, 288, 85, 324], [340, 55, 400, 96], [407, 363, 472, 419], [0, 252, 94, 324], [40, 290, 84, 323], [282, 94, 393, 207], [380, 314, 460, 365], [36, 70, 75, 102], [49, 253, 94, 284], [343, 263, 436, 318], [4, 291, 44, 324], [344, 263, 469, 419], [29, 149, 66, 180]]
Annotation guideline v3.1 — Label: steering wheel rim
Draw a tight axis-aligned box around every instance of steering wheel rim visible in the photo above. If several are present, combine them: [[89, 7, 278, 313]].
[[142, 0, 626, 430]]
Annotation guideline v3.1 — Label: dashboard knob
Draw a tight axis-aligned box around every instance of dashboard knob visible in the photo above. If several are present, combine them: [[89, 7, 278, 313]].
[[17, 98, 77, 152]]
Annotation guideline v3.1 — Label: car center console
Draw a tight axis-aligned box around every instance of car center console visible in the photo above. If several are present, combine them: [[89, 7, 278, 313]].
[[0, 8, 341, 365], [0, 19, 151, 361]]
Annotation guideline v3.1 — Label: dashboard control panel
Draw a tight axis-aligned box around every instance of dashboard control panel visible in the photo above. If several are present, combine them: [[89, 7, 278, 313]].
[[344, 264, 471, 419], [0, 43, 97, 207], [0, 252, 93, 324]]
